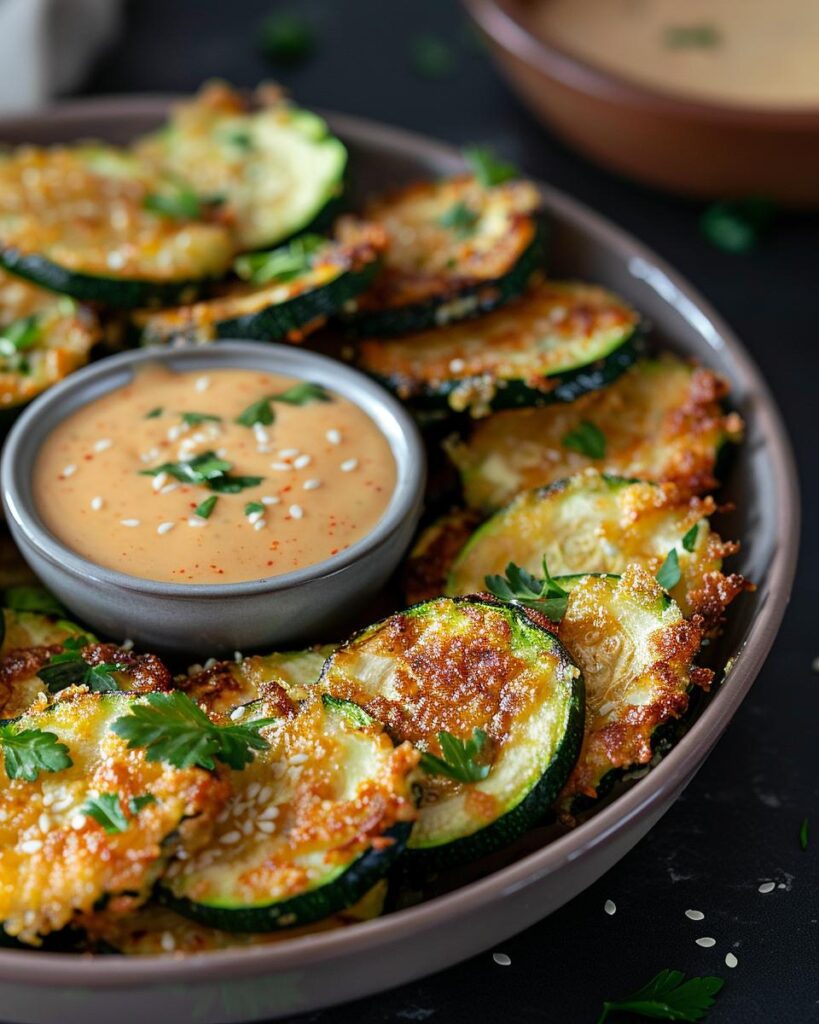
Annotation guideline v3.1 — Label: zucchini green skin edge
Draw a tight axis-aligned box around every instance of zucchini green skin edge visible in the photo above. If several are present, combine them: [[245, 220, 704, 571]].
[[343, 224, 545, 338], [0, 248, 210, 310], [157, 821, 411, 932], [196, 258, 380, 343]]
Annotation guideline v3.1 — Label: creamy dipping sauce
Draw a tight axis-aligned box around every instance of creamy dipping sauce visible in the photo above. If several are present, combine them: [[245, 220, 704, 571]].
[[533, 0, 819, 108], [34, 365, 396, 584]]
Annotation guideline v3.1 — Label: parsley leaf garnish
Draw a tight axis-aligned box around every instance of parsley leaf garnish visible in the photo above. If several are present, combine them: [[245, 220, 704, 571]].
[[193, 495, 218, 520], [485, 557, 570, 622], [656, 549, 682, 591], [598, 969, 724, 1023], [800, 816, 809, 851], [130, 793, 157, 815], [244, 501, 265, 516], [0, 315, 41, 359], [0, 725, 72, 781], [700, 198, 775, 253], [83, 792, 129, 834], [663, 24, 722, 49], [682, 524, 699, 553], [234, 234, 325, 285], [145, 407, 163, 419], [3, 585, 67, 617], [142, 182, 202, 221], [463, 144, 518, 187], [38, 636, 124, 694], [110, 691, 276, 771], [420, 728, 490, 784], [562, 420, 606, 459], [438, 201, 479, 238], [140, 451, 262, 494], [236, 396, 275, 428], [258, 11, 315, 66], [181, 411, 222, 427], [270, 381, 330, 405], [410, 34, 456, 79]]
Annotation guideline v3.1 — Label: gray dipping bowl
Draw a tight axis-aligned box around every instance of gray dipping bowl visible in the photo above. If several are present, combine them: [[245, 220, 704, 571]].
[[1, 342, 425, 656]]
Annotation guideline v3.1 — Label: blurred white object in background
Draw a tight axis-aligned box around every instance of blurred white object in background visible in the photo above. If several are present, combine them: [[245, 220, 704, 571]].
[[0, 0, 122, 111]]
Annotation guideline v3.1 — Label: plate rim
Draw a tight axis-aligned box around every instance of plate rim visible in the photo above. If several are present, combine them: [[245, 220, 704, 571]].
[[0, 95, 800, 985]]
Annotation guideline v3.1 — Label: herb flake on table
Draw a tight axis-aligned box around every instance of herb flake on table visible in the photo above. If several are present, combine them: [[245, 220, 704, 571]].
[[83, 792, 130, 834], [800, 816, 809, 851], [562, 420, 606, 459], [463, 144, 518, 187], [485, 557, 570, 622], [663, 24, 722, 49], [110, 691, 276, 771], [700, 198, 775, 253], [598, 969, 724, 1023], [409, 34, 456, 80], [2, 585, 67, 617], [0, 725, 72, 781], [656, 549, 682, 591], [420, 728, 490, 783], [258, 11, 315, 66]]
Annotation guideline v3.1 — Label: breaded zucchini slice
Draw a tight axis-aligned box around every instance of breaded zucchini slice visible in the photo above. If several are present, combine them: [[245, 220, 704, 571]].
[[551, 568, 711, 815], [82, 882, 388, 955], [447, 471, 747, 632], [134, 81, 347, 251], [0, 633, 173, 720], [403, 508, 482, 606], [159, 691, 417, 932], [0, 606, 85, 654], [0, 271, 99, 424], [134, 224, 384, 345], [0, 144, 235, 307], [357, 281, 640, 416], [343, 175, 543, 335], [320, 597, 583, 865], [0, 691, 229, 944], [181, 644, 335, 715], [446, 354, 744, 512]]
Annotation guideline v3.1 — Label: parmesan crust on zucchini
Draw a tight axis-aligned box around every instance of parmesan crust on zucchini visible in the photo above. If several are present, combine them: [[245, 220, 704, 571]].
[[0, 692, 229, 944], [343, 175, 543, 335], [446, 354, 744, 512]]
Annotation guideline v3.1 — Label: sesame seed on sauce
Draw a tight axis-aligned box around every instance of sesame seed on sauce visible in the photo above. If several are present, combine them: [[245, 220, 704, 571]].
[[326, 429, 341, 445], [303, 479, 321, 490], [194, 376, 210, 392], [278, 448, 299, 458], [62, 464, 77, 477], [160, 483, 178, 495], [247, 510, 264, 525], [90, 496, 104, 511], [152, 471, 169, 492], [340, 458, 359, 472], [93, 438, 113, 452], [121, 518, 140, 528], [293, 454, 312, 469], [157, 522, 175, 535], [289, 504, 304, 519], [270, 461, 291, 471], [261, 495, 280, 505]]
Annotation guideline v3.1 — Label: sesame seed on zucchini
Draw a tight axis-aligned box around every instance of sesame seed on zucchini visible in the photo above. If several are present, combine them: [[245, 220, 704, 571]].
[[445, 354, 744, 512], [0, 272, 99, 426], [134, 81, 348, 251], [0, 144, 235, 308], [0, 691, 229, 945], [319, 597, 583, 866], [134, 224, 384, 345], [446, 470, 747, 633], [158, 691, 417, 932], [343, 175, 544, 336], [357, 281, 640, 417]]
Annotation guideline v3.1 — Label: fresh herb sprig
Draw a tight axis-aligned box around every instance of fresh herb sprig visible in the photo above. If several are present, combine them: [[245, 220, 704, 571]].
[[258, 11, 315, 66], [438, 201, 479, 238], [656, 549, 682, 591], [111, 691, 276, 771], [463, 144, 518, 187], [598, 969, 724, 1023], [83, 792, 130, 834], [562, 420, 606, 459], [38, 636, 124, 694], [0, 725, 72, 781], [485, 557, 570, 622], [234, 234, 325, 285], [235, 381, 330, 428], [2, 585, 67, 618], [181, 411, 222, 427], [420, 728, 490, 784], [140, 451, 263, 494], [682, 524, 699, 552], [193, 495, 218, 520]]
